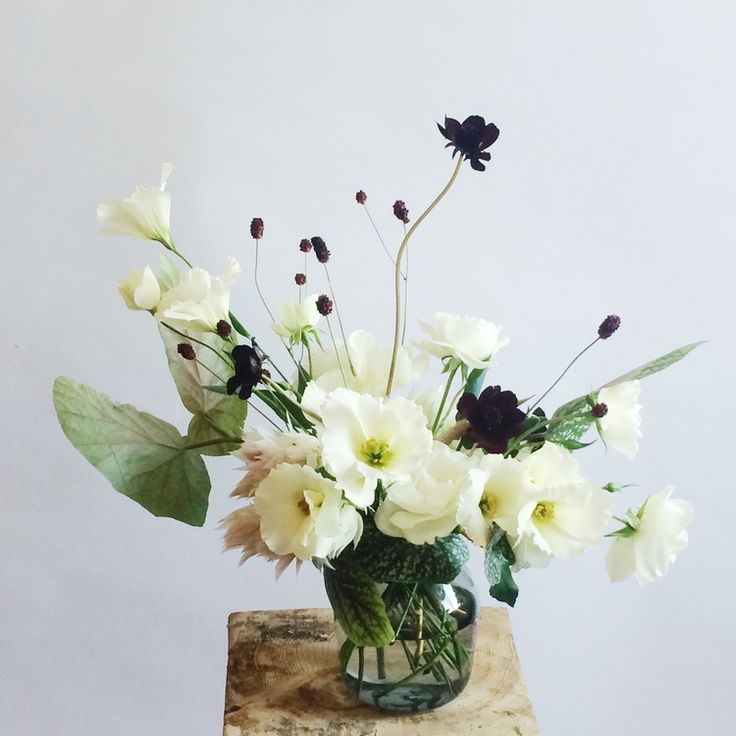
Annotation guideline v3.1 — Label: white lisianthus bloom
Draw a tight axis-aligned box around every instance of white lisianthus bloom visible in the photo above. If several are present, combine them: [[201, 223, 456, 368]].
[[221, 503, 300, 578], [606, 486, 693, 585], [319, 388, 433, 507], [517, 482, 611, 560], [519, 442, 584, 488], [118, 265, 161, 311], [97, 163, 174, 247], [230, 428, 321, 498], [415, 312, 509, 370], [596, 381, 642, 459], [272, 295, 321, 343], [301, 330, 417, 415], [459, 453, 536, 547], [254, 463, 362, 561], [155, 256, 241, 332], [375, 442, 483, 545]]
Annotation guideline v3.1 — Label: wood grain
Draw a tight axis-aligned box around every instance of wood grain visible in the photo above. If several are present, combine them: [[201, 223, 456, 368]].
[[223, 608, 539, 735]]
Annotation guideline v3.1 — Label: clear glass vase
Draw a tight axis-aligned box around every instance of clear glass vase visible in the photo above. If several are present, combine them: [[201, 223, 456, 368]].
[[330, 566, 478, 713]]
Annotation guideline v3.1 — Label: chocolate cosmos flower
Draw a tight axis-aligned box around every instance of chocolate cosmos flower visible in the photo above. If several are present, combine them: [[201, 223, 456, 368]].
[[438, 115, 500, 172], [227, 343, 265, 400], [457, 385, 525, 453]]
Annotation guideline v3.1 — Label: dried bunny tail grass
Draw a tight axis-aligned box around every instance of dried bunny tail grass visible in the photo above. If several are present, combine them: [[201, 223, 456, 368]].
[[220, 505, 301, 579]]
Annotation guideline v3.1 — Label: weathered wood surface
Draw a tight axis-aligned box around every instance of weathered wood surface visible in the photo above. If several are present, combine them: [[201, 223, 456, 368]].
[[223, 608, 539, 735]]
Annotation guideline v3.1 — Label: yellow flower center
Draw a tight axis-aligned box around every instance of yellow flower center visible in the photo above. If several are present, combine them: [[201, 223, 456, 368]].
[[360, 438, 393, 468], [479, 493, 498, 519], [533, 502, 555, 522]]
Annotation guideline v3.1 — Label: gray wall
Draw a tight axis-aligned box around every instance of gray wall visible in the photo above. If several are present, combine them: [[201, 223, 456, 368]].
[[2, 1, 733, 734]]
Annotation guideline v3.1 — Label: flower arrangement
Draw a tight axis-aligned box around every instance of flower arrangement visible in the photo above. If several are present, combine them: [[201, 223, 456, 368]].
[[53, 115, 699, 712]]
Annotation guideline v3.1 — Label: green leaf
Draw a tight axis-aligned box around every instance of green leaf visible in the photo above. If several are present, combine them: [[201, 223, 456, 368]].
[[484, 525, 518, 607], [228, 311, 252, 339], [324, 566, 395, 647], [464, 367, 487, 398], [159, 325, 246, 454], [546, 395, 596, 446], [157, 254, 180, 291], [347, 519, 470, 584], [53, 377, 211, 526], [602, 341, 706, 387]]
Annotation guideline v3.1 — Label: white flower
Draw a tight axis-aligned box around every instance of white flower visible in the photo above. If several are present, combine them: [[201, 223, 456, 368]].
[[410, 386, 457, 437], [319, 388, 433, 507], [517, 482, 611, 560], [606, 486, 693, 585], [301, 330, 417, 415], [597, 381, 642, 459], [118, 265, 161, 311], [221, 503, 300, 578], [459, 453, 536, 547], [519, 442, 584, 488], [97, 163, 174, 246], [254, 463, 362, 561], [415, 312, 509, 370], [230, 428, 321, 498], [375, 443, 482, 545], [155, 256, 241, 332], [272, 295, 321, 343]]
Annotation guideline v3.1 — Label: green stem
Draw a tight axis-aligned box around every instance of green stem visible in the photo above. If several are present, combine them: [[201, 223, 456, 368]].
[[386, 157, 463, 395], [323, 264, 355, 375], [376, 647, 386, 680], [254, 240, 276, 322], [432, 366, 459, 434], [325, 317, 348, 386], [184, 436, 242, 451]]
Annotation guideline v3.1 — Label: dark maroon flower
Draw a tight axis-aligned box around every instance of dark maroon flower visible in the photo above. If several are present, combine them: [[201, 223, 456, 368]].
[[227, 343, 265, 400], [299, 238, 312, 253], [598, 315, 621, 340], [250, 217, 264, 240], [294, 272, 306, 286], [355, 190, 367, 205], [392, 200, 410, 224], [438, 115, 500, 172], [591, 402, 608, 419], [457, 386, 526, 453], [216, 320, 232, 338], [316, 294, 333, 316], [311, 236, 331, 263], [177, 343, 196, 361]]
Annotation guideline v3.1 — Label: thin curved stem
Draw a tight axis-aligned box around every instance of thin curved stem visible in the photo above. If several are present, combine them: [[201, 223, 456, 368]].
[[385, 157, 463, 395]]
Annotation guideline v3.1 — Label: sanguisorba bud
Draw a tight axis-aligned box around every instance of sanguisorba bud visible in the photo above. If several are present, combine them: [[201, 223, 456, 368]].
[[216, 320, 232, 338], [294, 272, 306, 286], [316, 294, 333, 316], [393, 200, 410, 224], [598, 314, 621, 340], [591, 402, 609, 418], [250, 217, 264, 240], [177, 343, 196, 360], [355, 190, 367, 204], [299, 238, 312, 253], [311, 236, 331, 263]]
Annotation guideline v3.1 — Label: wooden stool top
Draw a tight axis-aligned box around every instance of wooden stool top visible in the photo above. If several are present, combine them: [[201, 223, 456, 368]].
[[223, 607, 539, 735]]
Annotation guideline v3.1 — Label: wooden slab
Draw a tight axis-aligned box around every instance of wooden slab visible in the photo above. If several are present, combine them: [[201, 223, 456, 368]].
[[223, 608, 539, 735]]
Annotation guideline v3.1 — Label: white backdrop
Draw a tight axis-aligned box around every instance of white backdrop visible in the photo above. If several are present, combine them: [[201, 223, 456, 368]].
[[3, 2, 735, 734]]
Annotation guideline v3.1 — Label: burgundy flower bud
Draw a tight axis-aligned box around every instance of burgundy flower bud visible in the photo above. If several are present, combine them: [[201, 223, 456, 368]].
[[591, 402, 608, 419], [311, 236, 331, 263], [294, 272, 307, 286], [393, 200, 410, 224], [216, 320, 232, 338], [249, 217, 264, 240], [598, 315, 621, 339], [177, 343, 196, 361], [316, 294, 333, 316], [299, 238, 313, 253], [355, 190, 367, 204]]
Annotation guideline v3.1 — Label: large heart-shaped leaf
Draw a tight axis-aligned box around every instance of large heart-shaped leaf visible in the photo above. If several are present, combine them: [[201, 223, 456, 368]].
[[53, 377, 211, 525]]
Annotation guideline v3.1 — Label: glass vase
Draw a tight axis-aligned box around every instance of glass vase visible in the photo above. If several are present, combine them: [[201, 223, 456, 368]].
[[329, 566, 478, 713]]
